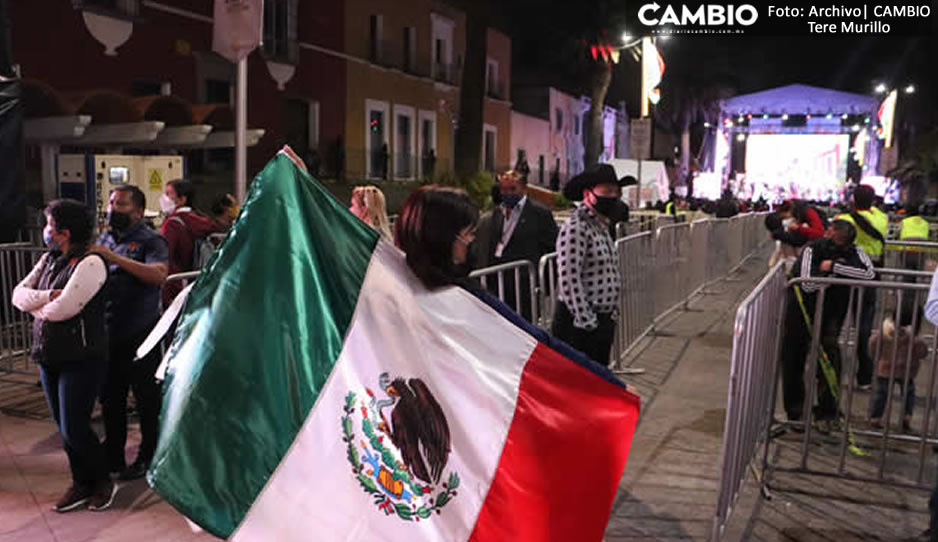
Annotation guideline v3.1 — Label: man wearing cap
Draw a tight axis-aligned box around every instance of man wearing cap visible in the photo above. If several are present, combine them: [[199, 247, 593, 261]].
[[472, 170, 558, 321], [552, 164, 628, 365]]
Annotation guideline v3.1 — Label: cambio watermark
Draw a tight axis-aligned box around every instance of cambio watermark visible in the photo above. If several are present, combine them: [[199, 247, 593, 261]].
[[638, 3, 759, 27]]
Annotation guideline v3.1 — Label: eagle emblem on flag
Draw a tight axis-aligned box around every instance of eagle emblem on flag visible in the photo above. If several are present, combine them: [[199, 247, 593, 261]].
[[341, 372, 459, 521]]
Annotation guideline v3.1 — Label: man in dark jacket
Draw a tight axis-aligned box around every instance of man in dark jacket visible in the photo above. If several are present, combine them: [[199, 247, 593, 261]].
[[472, 170, 558, 321], [780, 220, 876, 429]]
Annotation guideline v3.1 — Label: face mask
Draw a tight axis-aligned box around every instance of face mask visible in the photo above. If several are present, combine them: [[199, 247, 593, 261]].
[[782, 218, 795, 229], [43, 229, 60, 252], [108, 210, 132, 233], [501, 193, 522, 208], [159, 194, 177, 214], [590, 192, 619, 217]]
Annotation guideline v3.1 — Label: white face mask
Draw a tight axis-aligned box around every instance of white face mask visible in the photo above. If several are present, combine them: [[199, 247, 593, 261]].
[[159, 194, 176, 214], [782, 217, 795, 228]]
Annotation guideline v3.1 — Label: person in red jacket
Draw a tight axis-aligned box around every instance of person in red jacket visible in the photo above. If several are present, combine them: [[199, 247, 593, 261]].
[[159, 179, 224, 307], [780, 200, 826, 241]]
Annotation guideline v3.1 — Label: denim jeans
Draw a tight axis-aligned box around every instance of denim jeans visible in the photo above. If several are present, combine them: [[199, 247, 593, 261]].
[[870, 376, 915, 419], [40, 360, 109, 487]]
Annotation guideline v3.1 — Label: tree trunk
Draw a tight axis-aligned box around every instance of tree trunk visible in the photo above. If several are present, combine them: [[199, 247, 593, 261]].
[[584, 61, 612, 168], [454, 14, 487, 177]]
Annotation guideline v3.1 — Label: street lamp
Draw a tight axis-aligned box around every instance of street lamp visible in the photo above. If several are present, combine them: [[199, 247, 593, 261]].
[[905, 84, 916, 94], [875, 83, 888, 94], [621, 32, 633, 43]]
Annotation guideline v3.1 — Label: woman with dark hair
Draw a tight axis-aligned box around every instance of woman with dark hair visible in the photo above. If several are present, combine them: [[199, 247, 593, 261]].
[[395, 185, 479, 289], [12, 199, 116, 512]]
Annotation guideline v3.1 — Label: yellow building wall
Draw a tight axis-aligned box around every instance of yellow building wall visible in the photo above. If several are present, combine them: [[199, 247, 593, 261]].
[[344, 0, 466, 180]]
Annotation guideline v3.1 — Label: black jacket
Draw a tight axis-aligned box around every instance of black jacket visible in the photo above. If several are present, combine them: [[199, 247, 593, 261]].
[[471, 199, 558, 269], [32, 250, 109, 368], [790, 238, 876, 324]]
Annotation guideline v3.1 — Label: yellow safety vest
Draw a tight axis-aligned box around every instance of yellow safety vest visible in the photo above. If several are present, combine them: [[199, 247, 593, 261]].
[[665, 201, 675, 215], [836, 207, 888, 259], [900, 216, 929, 240]]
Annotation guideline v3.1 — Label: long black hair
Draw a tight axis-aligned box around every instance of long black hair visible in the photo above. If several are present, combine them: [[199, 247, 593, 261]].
[[395, 185, 479, 289]]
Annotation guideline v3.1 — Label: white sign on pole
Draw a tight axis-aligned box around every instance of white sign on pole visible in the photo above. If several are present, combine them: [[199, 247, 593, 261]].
[[213, 0, 264, 64], [630, 118, 652, 160]]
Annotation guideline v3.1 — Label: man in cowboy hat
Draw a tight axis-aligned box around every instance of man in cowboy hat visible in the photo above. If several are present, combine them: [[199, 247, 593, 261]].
[[553, 164, 630, 365], [472, 169, 558, 321]]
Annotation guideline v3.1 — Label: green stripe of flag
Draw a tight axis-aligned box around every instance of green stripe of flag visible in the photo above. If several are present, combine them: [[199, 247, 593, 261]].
[[148, 154, 379, 537]]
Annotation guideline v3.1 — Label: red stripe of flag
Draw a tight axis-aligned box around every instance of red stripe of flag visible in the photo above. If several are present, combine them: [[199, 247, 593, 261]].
[[469, 343, 641, 542]]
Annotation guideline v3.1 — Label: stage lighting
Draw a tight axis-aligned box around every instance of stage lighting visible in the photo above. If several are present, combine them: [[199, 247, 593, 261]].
[[622, 32, 633, 42], [736, 133, 746, 142], [905, 84, 916, 94], [841, 113, 849, 120], [762, 114, 769, 119], [737, 115, 744, 122], [875, 83, 888, 94], [806, 114, 812, 119], [703, 122, 711, 128], [826, 113, 833, 119], [851, 124, 861, 132], [782, 113, 789, 120]]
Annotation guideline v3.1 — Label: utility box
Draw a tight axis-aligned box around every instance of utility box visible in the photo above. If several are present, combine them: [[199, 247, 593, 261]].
[[58, 154, 184, 224]]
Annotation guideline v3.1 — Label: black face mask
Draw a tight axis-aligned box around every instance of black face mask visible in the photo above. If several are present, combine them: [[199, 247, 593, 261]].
[[490, 184, 502, 206], [590, 193, 619, 217], [108, 210, 132, 233]]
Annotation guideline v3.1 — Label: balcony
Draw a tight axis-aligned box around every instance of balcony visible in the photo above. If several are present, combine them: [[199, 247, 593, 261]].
[[486, 81, 506, 101], [433, 63, 457, 86]]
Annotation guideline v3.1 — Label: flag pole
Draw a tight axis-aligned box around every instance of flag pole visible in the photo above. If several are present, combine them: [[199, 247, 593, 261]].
[[235, 56, 248, 203]]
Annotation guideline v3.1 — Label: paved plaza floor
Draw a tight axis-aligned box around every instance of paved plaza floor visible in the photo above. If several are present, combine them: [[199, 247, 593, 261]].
[[0, 246, 931, 541]]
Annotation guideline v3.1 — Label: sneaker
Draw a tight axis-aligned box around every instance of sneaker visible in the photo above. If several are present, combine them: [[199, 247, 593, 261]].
[[87, 480, 117, 511], [53, 484, 93, 513], [117, 460, 148, 481]]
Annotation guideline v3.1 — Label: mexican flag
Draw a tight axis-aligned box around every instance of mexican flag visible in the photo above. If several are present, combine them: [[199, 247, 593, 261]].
[[148, 148, 640, 541]]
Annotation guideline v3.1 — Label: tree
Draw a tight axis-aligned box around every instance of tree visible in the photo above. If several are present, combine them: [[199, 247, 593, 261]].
[[454, 13, 487, 176]]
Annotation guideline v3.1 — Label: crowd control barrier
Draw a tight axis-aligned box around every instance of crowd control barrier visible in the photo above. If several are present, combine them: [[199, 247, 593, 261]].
[[712, 266, 938, 540], [469, 260, 539, 324], [0, 244, 47, 374]]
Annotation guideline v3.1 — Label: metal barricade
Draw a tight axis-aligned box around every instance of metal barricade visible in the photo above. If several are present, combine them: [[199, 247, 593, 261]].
[[707, 219, 731, 284], [653, 223, 692, 319], [711, 263, 788, 541], [469, 260, 539, 324], [614, 232, 655, 362], [537, 252, 559, 330], [687, 220, 711, 296], [0, 244, 48, 374], [713, 268, 938, 540], [884, 240, 938, 273]]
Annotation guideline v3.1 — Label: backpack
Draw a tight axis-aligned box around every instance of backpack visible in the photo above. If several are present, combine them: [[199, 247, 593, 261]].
[[168, 215, 216, 271]]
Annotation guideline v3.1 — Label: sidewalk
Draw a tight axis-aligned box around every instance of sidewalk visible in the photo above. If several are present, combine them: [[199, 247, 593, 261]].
[[604, 247, 932, 542]]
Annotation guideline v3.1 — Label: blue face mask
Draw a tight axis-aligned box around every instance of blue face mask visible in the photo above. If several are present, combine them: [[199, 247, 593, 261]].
[[501, 193, 522, 208], [43, 229, 59, 252]]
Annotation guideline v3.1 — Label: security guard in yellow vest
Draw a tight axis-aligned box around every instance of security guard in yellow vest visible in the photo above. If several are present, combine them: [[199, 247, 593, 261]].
[[836, 187, 888, 265], [899, 204, 931, 267], [835, 185, 885, 388]]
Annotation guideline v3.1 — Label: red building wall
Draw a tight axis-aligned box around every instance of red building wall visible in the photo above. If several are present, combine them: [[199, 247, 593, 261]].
[[10, 0, 345, 179]]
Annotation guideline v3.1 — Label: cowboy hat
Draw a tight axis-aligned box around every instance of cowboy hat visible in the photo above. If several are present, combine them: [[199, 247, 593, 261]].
[[563, 164, 635, 201]]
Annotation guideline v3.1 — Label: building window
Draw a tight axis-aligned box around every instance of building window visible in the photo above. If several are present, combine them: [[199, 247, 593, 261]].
[[131, 80, 170, 97], [574, 114, 580, 136], [431, 14, 454, 84], [394, 106, 416, 180], [263, 0, 299, 64], [485, 58, 500, 99], [418, 110, 437, 179], [72, 0, 139, 18], [369, 15, 385, 65], [366, 100, 390, 180], [483, 126, 497, 173], [555, 109, 563, 133], [402, 27, 417, 74]]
